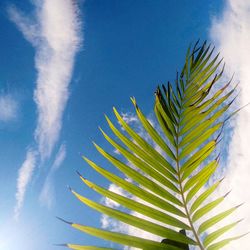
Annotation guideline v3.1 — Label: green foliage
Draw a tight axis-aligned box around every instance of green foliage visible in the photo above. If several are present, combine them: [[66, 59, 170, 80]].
[[65, 41, 246, 249]]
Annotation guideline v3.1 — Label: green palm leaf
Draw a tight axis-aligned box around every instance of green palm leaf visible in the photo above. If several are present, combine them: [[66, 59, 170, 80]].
[[70, 223, 183, 250], [203, 220, 242, 247], [78, 175, 190, 229], [63, 42, 246, 249], [206, 233, 248, 250], [68, 246, 115, 250]]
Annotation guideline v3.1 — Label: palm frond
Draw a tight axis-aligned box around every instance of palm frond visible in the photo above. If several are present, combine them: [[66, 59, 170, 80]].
[[65, 41, 245, 249]]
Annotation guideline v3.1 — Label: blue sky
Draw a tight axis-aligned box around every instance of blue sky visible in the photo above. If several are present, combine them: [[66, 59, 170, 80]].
[[1, 0, 250, 250]]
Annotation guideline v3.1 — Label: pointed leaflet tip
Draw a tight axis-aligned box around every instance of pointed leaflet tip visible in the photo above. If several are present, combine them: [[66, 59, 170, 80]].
[[53, 243, 68, 247], [76, 170, 87, 181], [104, 114, 112, 124], [130, 96, 136, 103], [228, 72, 235, 85], [104, 114, 109, 121], [219, 177, 225, 183], [67, 185, 73, 192], [219, 74, 235, 93], [236, 203, 244, 209], [130, 97, 138, 109], [76, 170, 82, 177], [98, 126, 106, 136], [92, 141, 98, 149], [98, 126, 105, 133], [82, 155, 91, 164], [215, 126, 224, 142], [228, 94, 239, 108], [162, 84, 167, 93], [56, 216, 73, 225], [92, 142, 99, 149], [193, 38, 200, 51], [237, 218, 244, 224], [220, 62, 225, 74], [224, 190, 232, 198], [215, 153, 221, 164], [216, 138, 222, 145]]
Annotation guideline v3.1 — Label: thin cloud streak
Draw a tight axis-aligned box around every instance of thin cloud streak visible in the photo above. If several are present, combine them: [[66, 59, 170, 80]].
[[210, 0, 250, 248], [8, 0, 82, 217], [40, 143, 66, 209], [0, 92, 18, 122], [14, 149, 37, 220]]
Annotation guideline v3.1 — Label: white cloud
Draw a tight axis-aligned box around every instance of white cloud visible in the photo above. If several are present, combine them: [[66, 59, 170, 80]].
[[121, 112, 138, 125], [14, 149, 37, 220], [8, 0, 82, 217], [210, 0, 250, 248], [39, 144, 66, 209], [7, 6, 39, 46], [50, 143, 66, 172], [0, 93, 18, 122], [39, 177, 54, 209], [8, 0, 82, 160], [102, 183, 127, 209]]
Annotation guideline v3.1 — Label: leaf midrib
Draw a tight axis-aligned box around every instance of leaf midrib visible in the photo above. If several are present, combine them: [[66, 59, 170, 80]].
[[175, 75, 205, 250]]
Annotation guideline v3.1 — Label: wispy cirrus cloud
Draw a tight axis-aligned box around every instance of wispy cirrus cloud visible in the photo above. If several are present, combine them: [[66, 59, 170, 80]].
[[210, 0, 250, 248], [39, 143, 66, 209], [8, 0, 82, 159], [14, 149, 37, 219], [9, 0, 82, 218], [0, 92, 18, 123]]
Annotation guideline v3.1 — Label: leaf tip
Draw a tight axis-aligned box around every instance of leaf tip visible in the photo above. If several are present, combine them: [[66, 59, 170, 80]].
[[219, 177, 225, 183], [224, 190, 231, 198], [98, 126, 105, 135], [216, 153, 221, 163], [236, 203, 244, 209], [237, 218, 244, 224], [112, 106, 118, 113], [76, 170, 85, 180], [56, 216, 73, 225], [92, 141, 98, 148], [53, 243, 68, 247]]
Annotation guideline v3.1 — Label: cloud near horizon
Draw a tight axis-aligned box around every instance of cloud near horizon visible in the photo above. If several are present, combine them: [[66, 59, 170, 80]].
[[9, 0, 82, 218]]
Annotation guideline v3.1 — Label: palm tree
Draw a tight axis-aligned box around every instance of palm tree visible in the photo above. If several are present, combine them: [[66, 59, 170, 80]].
[[63, 41, 246, 249]]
